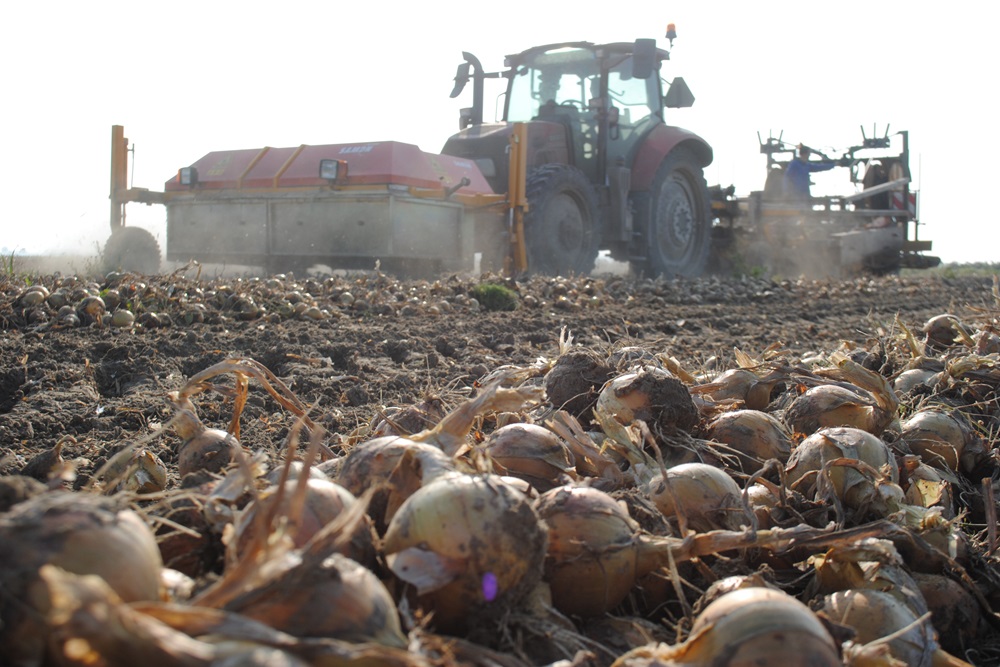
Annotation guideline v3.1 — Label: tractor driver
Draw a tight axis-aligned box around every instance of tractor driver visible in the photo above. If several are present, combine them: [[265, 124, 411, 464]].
[[782, 144, 848, 201]]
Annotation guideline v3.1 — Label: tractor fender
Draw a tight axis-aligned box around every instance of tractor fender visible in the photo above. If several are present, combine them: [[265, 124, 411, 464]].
[[631, 126, 713, 191]]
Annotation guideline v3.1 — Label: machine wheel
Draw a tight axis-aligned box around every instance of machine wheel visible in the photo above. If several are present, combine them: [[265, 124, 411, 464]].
[[523, 164, 601, 276], [102, 227, 162, 275], [635, 147, 711, 277]]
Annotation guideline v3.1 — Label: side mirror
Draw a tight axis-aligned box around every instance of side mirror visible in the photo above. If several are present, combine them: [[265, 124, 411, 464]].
[[450, 62, 471, 99], [664, 77, 695, 108], [631, 38, 657, 80]]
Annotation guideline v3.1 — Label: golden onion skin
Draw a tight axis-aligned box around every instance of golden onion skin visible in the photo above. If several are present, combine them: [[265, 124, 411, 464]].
[[232, 477, 377, 569], [785, 426, 897, 514], [784, 384, 884, 436], [535, 485, 641, 617], [703, 409, 792, 473], [647, 462, 748, 532], [820, 588, 961, 667], [679, 587, 841, 667], [596, 366, 700, 433], [900, 409, 980, 473], [484, 422, 576, 492], [0, 492, 163, 665], [226, 553, 406, 648], [383, 474, 547, 633], [336, 435, 456, 531], [178, 426, 242, 478]]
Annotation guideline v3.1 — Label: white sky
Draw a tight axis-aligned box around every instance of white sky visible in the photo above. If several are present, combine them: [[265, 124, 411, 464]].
[[2, 1, 994, 264]]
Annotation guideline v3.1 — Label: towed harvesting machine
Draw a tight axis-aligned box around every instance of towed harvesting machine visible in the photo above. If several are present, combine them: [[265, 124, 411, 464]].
[[106, 32, 937, 278]]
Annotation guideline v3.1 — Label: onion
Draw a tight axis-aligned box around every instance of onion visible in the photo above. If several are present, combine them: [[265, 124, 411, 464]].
[[820, 588, 972, 667], [382, 473, 547, 632], [368, 395, 447, 437], [702, 409, 791, 473], [612, 587, 840, 666], [224, 552, 406, 647], [923, 313, 970, 351], [785, 427, 898, 517], [893, 367, 940, 394], [902, 455, 956, 517], [0, 492, 163, 665], [691, 573, 778, 614], [232, 477, 377, 568], [678, 587, 841, 666], [811, 547, 929, 622], [534, 485, 644, 616], [974, 328, 1000, 355], [0, 474, 47, 512], [99, 446, 168, 494], [335, 435, 456, 530], [646, 462, 749, 533], [784, 384, 883, 436], [690, 367, 778, 411], [168, 396, 243, 478], [787, 351, 898, 437], [39, 565, 413, 666], [745, 481, 781, 528], [595, 366, 699, 435], [900, 409, 983, 474], [16, 284, 49, 307], [484, 422, 576, 491], [912, 572, 986, 654]]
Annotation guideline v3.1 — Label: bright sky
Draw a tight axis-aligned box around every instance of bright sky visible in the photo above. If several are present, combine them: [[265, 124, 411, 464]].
[[3, 1, 995, 265]]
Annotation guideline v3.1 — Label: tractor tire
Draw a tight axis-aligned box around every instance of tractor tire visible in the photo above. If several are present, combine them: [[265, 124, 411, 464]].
[[634, 147, 712, 277], [523, 164, 601, 276], [102, 227, 162, 275]]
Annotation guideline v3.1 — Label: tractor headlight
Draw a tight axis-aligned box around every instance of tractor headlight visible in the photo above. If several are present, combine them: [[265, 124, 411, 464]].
[[320, 159, 347, 183], [178, 166, 198, 186]]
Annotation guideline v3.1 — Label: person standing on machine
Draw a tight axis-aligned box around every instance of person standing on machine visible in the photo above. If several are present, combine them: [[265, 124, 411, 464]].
[[783, 144, 847, 200]]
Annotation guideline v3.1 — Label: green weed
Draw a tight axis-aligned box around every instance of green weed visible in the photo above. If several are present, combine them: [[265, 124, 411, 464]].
[[470, 282, 519, 312]]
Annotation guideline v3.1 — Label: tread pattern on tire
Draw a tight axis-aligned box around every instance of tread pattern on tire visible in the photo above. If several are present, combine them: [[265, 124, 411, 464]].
[[523, 164, 602, 276], [103, 227, 162, 275], [634, 147, 711, 278]]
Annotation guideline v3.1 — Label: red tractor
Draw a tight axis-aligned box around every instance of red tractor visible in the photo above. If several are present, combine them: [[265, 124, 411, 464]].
[[442, 34, 714, 277]]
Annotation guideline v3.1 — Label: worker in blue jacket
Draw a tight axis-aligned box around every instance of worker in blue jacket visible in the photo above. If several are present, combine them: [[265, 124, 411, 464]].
[[783, 144, 847, 200]]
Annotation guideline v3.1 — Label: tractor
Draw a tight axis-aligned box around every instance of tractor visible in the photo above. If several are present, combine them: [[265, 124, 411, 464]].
[[442, 33, 714, 277]]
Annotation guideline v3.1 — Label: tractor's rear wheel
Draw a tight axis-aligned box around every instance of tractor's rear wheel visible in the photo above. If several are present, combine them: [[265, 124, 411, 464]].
[[524, 164, 601, 276], [634, 147, 711, 277], [102, 227, 162, 275]]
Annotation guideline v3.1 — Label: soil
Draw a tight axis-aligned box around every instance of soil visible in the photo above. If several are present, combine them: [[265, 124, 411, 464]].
[[2, 267, 999, 664]]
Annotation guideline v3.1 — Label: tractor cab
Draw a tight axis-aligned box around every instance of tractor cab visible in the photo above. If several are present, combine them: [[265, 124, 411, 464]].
[[504, 41, 670, 185]]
